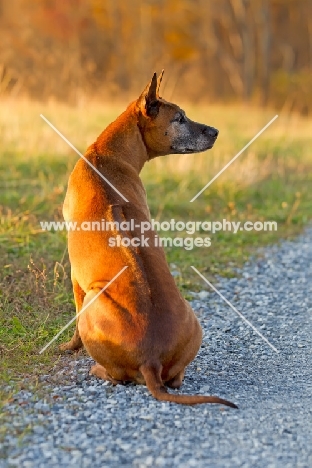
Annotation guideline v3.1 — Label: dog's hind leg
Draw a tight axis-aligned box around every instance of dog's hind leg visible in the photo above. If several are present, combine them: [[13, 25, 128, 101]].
[[60, 277, 84, 351]]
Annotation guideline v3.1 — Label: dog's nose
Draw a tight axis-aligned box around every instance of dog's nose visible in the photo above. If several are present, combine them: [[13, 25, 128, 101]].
[[206, 127, 219, 138], [202, 126, 219, 138]]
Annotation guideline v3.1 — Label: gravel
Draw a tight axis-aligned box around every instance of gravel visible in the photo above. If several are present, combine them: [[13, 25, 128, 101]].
[[1, 228, 312, 467]]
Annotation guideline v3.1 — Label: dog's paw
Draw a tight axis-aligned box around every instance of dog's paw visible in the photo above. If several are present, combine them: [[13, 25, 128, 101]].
[[59, 340, 83, 352], [89, 364, 121, 385]]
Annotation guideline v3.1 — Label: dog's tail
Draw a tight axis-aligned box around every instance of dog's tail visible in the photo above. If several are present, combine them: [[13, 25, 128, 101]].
[[140, 363, 238, 408]]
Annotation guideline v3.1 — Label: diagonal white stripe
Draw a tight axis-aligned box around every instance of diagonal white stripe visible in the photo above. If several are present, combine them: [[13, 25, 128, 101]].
[[39, 266, 128, 354], [191, 266, 279, 353], [40, 114, 129, 202], [190, 115, 278, 202]]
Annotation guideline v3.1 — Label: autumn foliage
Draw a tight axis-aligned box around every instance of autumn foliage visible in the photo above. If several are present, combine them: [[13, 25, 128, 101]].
[[0, 0, 311, 113]]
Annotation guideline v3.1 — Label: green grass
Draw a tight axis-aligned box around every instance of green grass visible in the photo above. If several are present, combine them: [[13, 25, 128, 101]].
[[0, 98, 312, 400]]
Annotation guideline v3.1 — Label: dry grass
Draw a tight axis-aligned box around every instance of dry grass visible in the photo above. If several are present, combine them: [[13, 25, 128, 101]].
[[1, 97, 312, 187]]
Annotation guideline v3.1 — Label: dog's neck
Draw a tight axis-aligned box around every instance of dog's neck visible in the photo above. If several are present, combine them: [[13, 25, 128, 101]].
[[93, 103, 149, 174]]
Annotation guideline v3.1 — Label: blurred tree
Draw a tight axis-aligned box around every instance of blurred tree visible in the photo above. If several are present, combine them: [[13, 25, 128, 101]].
[[0, 0, 311, 113]]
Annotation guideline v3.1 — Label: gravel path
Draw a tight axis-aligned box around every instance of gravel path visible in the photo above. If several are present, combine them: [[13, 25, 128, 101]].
[[1, 229, 312, 467]]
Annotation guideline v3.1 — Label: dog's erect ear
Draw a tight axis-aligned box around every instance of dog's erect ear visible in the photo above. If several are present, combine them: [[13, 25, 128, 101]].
[[156, 69, 164, 96], [137, 72, 160, 118]]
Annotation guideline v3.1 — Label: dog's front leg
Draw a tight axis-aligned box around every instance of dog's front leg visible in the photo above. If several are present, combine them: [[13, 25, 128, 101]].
[[60, 276, 85, 351]]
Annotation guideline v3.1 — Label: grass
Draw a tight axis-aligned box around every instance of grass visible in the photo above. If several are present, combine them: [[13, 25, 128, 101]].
[[0, 96, 312, 400]]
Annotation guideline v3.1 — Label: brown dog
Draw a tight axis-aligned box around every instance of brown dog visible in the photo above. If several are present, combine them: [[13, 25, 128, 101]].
[[61, 71, 237, 408]]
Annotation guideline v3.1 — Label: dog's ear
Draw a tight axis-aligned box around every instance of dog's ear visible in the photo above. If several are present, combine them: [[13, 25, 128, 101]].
[[137, 72, 160, 118], [156, 69, 164, 96]]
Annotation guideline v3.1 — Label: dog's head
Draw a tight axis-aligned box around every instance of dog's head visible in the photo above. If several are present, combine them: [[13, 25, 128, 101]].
[[136, 71, 218, 159]]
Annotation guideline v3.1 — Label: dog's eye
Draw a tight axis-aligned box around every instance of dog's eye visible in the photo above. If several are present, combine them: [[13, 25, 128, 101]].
[[177, 114, 186, 124]]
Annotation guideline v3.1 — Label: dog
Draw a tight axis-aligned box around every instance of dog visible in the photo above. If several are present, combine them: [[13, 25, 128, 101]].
[[61, 71, 237, 408]]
